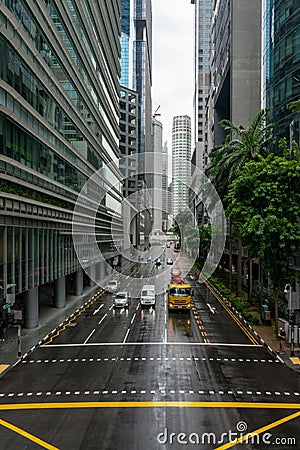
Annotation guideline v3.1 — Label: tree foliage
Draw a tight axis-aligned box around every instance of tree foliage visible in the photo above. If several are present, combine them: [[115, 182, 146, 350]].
[[227, 144, 300, 327], [207, 109, 275, 204]]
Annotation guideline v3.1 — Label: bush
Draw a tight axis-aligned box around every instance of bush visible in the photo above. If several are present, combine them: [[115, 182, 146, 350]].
[[209, 276, 260, 326]]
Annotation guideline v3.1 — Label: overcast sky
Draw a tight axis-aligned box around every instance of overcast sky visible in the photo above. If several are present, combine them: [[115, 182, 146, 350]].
[[152, 0, 194, 151]]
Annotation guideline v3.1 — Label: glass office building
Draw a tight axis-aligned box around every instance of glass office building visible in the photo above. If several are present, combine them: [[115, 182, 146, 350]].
[[265, 0, 300, 143], [0, 0, 123, 326]]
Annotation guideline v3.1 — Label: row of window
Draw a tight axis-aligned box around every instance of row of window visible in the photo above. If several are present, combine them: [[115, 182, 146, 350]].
[[0, 37, 103, 170]]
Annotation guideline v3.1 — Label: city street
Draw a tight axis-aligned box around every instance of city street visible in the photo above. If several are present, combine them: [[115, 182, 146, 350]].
[[0, 247, 299, 449]]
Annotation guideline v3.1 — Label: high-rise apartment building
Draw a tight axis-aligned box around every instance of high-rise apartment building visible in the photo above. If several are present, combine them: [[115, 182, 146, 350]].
[[0, 0, 124, 326], [172, 115, 192, 219], [264, 0, 300, 144]]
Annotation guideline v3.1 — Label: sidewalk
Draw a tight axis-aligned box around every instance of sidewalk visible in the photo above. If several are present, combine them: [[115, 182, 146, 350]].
[[0, 283, 103, 374], [252, 323, 300, 372]]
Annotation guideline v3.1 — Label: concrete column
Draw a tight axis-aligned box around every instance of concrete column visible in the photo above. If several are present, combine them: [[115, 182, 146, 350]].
[[96, 262, 105, 281], [54, 276, 66, 308], [74, 268, 83, 296], [87, 265, 96, 286], [24, 287, 39, 329]]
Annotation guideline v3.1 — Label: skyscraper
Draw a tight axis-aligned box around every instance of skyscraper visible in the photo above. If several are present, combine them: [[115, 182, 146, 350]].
[[0, 0, 123, 326], [161, 141, 169, 231], [264, 0, 300, 144], [172, 115, 192, 219], [192, 0, 213, 171], [132, 0, 153, 177], [211, 0, 261, 146], [120, 0, 153, 246]]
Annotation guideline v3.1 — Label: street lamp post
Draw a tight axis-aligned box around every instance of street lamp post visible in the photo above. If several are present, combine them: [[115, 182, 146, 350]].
[[284, 283, 295, 357]]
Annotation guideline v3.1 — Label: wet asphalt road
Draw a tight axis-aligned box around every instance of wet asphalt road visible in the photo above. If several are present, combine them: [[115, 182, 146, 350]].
[[0, 248, 299, 449]]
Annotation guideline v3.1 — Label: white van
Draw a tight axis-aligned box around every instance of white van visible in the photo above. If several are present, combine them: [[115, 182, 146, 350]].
[[140, 284, 156, 307]]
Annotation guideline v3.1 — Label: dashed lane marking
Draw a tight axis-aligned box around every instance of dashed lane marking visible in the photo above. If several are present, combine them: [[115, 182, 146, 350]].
[[21, 357, 279, 364], [0, 389, 298, 398]]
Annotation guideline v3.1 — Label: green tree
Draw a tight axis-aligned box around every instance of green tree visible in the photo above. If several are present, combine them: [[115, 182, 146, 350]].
[[288, 100, 300, 113], [227, 147, 300, 330], [207, 109, 275, 293]]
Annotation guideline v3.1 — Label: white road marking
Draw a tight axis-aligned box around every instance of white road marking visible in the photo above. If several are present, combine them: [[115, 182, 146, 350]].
[[93, 304, 104, 316], [206, 303, 216, 314], [131, 313, 136, 325], [42, 342, 263, 347], [84, 329, 96, 344], [0, 389, 297, 397], [98, 313, 108, 325], [123, 328, 131, 343]]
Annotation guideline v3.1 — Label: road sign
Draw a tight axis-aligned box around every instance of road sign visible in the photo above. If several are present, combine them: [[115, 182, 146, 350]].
[[3, 303, 14, 310]]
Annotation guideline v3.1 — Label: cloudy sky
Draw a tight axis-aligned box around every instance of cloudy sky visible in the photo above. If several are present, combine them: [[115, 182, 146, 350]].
[[152, 0, 194, 150]]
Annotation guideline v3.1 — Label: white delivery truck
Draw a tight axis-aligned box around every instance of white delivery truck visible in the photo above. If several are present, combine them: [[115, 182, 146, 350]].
[[140, 285, 156, 307]]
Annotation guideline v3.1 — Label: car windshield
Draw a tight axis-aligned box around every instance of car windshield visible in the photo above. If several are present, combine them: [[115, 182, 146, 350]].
[[109, 281, 117, 286], [169, 288, 191, 296], [116, 293, 126, 298], [142, 290, 154, 296]]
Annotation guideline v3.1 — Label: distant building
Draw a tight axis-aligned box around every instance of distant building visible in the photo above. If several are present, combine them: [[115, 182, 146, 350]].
[[151, 119, 163, 231], [172, 115, 192, 219], [162, 141, 169, 231]]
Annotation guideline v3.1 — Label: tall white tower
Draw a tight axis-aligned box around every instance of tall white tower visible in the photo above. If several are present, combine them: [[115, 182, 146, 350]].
[[151, 119, 163, 231], [172, 115, 192, 219]]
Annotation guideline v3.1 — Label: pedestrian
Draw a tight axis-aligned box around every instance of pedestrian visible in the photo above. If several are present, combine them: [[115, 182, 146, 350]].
[[0, 319, 5, 341], [278, 327, 286, 354]]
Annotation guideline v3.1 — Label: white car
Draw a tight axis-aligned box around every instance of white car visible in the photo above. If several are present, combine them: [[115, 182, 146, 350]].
[[140, 285, 156, 307], [166, 258, 173, 265], [106, 280, 120, 293], [113, 291, 131, 308]]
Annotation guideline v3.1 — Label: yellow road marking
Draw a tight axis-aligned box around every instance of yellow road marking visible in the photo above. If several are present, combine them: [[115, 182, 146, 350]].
[[0, 365, 9, 375], [45, 292, 104, 344], [215, 410, 300, 449], [0, 401, 299, 410], [290, 357, 300, 365], [0, 418, 59, 449]]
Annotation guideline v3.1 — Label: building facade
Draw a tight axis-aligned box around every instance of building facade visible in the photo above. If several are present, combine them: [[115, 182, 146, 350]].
[[192, 0, 213, 171], [161, 141, 168, 231], [0, 0, 124, 326], [264, 0, 300, 145], [211, 0, 261, 146], [151, 119, 163, 231], [172, 115, 192, 219]]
